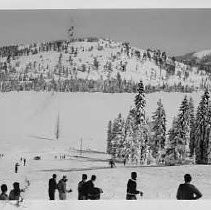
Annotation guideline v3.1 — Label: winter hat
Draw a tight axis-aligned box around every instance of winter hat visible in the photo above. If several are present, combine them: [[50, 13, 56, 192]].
[[131, 172, 137, 180], [82, 174, 87, 180]]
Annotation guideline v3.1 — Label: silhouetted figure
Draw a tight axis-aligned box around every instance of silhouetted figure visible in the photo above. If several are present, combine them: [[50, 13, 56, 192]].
[[123, 158, 126, 166], [0, 184, 9, 200], [84, 175, 103, 200], [9, 182, 24, 200], [57, 175, 72, 200], [176, 174, 202, 200], [109, 159, 115, 168], [48, 174, 57, 200], [23, 159, 26, 166], [15, 163, 20, 173], [126, 172, 143, 200], [78, 174, 88, 200]]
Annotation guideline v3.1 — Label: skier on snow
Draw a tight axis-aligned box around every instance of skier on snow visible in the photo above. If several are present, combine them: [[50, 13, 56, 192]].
[[15, 163, 20, 173]]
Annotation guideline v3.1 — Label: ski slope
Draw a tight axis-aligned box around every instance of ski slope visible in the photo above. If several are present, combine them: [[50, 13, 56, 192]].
[[0, 91, 209, 204], [0, 91, 203, 156]]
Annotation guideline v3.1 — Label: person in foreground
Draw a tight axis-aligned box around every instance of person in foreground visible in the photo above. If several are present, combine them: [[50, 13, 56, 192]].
[[126, 172, 143, 200], [57, 175, 72, 200], [48, 174, 57, 200], [78, 174, 88, 200], [84, 175, 103, 200], [176, 174, 202, 200], [9, 182, 24, 200], [0, 184, 9, 200]]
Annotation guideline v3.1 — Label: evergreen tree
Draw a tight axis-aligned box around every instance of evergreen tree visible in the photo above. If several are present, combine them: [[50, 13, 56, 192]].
[[106, 120, 113, 154], [134, 80, 146, 125], [175, 95, 191, 161], [151, 99, 166, 157], [189, 97, 195, 157], [195, 90, 210, 164], [165, 117, 180, 164], [110, 113, 124, 158]]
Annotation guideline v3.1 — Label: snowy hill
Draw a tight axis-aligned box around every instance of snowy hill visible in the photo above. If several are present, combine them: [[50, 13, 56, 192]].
[[0, 38, 210, 93], [176, 49, 211, 73], [193, 49, 211, 59]]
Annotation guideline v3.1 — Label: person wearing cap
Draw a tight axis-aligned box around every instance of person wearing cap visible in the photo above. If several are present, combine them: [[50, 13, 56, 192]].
[[78, 174, 88, 200], [176, 174, 202, 200], [126, 172, 143, 200], [9, 182, 24, 200], [57, 175, 72, 200], [48, 174, 57, 200]]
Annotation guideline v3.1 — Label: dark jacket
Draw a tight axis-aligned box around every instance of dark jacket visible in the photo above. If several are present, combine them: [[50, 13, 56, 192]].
[[0, 193, 9, 200], [83, 180, 102, 200], [176, 183, 202, 200], [126, 178, 140, 200], [48, 178, 57, 192], [78, 180, 87, 200], [9, 189, 21, 200], [127, 179, 140, 195]]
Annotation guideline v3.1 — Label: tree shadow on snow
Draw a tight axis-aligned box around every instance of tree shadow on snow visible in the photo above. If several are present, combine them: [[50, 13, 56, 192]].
[[39, 166, 111, 173], [29, 135, 56, 141]]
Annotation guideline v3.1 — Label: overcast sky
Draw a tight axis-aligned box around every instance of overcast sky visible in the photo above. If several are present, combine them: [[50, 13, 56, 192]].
[[0, 9, 211, 56]]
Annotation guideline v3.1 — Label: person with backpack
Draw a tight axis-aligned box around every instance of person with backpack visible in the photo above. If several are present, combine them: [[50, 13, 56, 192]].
[[48, 174, 57, 200], [126, 172, 143, 200], [78, 174, 88, 200], [84, 175, 103, 200], [9, 182, 24, 200], [176, 174, 202, 200], [0, 184, 9, 200], [57, 175, 72, 200]]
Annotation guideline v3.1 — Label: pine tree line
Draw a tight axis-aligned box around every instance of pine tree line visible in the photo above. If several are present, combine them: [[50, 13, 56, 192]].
[[107, 84, 211, 165], [106, 80, 164, 165]]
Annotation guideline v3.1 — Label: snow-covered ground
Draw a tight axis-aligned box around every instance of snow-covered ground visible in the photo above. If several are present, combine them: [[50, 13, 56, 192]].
[[0, 91, 208, 203], [0, 91, 203, 154], [0, 153, 211, 201]]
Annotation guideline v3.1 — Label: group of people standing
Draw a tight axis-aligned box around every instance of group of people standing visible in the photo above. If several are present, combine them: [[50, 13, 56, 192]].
[[48, 174, 103, 200], [48, 172, 202, 200], [0, 182, 24, 201]]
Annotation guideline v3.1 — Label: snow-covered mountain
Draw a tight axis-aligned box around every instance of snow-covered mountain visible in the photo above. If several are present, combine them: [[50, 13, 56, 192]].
[[176, 49, 211, 72], [0, 38, 210, 93]]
